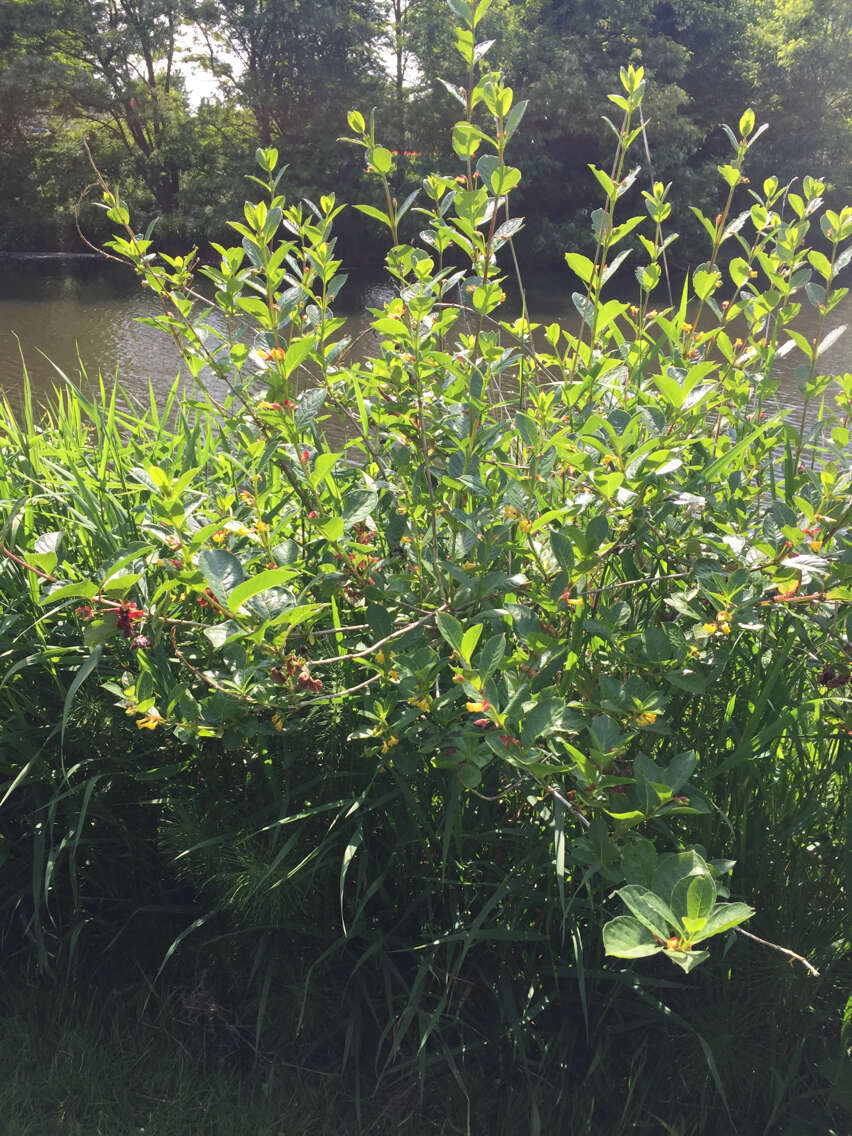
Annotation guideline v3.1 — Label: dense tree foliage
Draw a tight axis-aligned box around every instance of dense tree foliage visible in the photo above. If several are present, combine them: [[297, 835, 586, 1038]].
[[0, 0, 850, 262]]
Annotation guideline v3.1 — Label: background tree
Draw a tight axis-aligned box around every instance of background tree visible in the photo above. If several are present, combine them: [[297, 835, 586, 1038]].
[[0, 0, 195, 214], [1, 0, 851, 261]]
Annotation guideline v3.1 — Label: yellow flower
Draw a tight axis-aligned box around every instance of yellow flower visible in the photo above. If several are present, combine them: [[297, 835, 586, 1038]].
[[519, 517, 532, 533], [124, 704, 138, 716], [720, 622, 731, 635], [809, 539, 823, 553], [239, 491, 255, 504], [136, 715, 160, 730], [681, 322, 694, 333], [375, 650, 385, 664], [461, 560, 477, 571], [466, 700, 489, 713], [381, 735, 399, 754], [388, 668, 400, 682], [636, 711, 657, 727], [271, 712, 284, 731], [703, 622, 718, 635], [212, 530, 227, 545], [409, 695, 432, 712], [503, 505, 520, 519], [255, 519, 269, 534]]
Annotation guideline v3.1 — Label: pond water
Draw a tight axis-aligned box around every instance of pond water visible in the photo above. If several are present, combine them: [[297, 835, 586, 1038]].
[[1, 254, 850, 427]]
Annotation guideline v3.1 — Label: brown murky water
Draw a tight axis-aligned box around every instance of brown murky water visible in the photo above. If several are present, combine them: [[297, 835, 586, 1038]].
[[1, 255, 849, 427]]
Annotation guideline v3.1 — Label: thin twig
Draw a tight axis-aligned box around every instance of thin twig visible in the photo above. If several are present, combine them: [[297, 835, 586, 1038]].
[[296, 672, 382, 706], [308, 603, 449, 667], [734, 926, 821, 977], [170, 625, 254, 702], [1, 546, 55, 580], [549, 785, 591, 829]]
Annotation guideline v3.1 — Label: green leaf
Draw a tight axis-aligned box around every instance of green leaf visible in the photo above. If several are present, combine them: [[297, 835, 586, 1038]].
[[460, 623, 483, 665], [520, 698, 575, 746], [197, 549, 245, 606], [588, 714, 622, 755], [83, 614, 118, 647], [603, 915, 663, 959], [672, 874, 717, 935], [436, 612, 465, 654], [43, 581, 98, 604], [664, 750, 697, 793], [730, 257, 750, 289], [550, 529, 575, 571], [504, 99, 528, 143], [204, 620, 243, 650], [101, 572, 141, 597], [269, 603, 326, 629], [354, 203, 392, 230], [284, 336, 315, 378], [228, 569, 297, 612], [665, 947, 710, 973], [491, 166, 521, 195], [342, 489, 377, 529], [369, 146, 393, 175], [808, 249, 832, 280], [616, 884, 679, 939], [693, 267, 721, 300], [572, 291, 594, 326], [477, 633, 505, 679], [691, 901, 754, 944], [319, 517, 344, 543], [622, 838, 658, 886], [459, 762, 482, 789], [310, 452, 341, 489], [295, 387, 326, 427], [34, 531, 63, 556], [565, 253, 595, 285], [453, 121, 486, 159], [652, 850, 709, 904]]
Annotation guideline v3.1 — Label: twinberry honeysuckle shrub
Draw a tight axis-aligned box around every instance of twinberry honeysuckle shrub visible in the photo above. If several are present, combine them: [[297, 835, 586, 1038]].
[[12, 0, 849, 985]]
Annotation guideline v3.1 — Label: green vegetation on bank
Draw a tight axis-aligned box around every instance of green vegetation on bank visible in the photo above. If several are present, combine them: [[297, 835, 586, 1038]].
[[0, 0, 851, 264], [1, 3, 851, 1130]]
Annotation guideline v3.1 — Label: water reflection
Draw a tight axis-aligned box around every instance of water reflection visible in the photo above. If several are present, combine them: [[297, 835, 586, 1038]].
[[1, 255, 849, 427]]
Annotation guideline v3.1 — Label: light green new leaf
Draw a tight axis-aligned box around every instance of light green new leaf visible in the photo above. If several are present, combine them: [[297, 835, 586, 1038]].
[[460, 623, 483, 665], [672, 873, 717, 934]]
